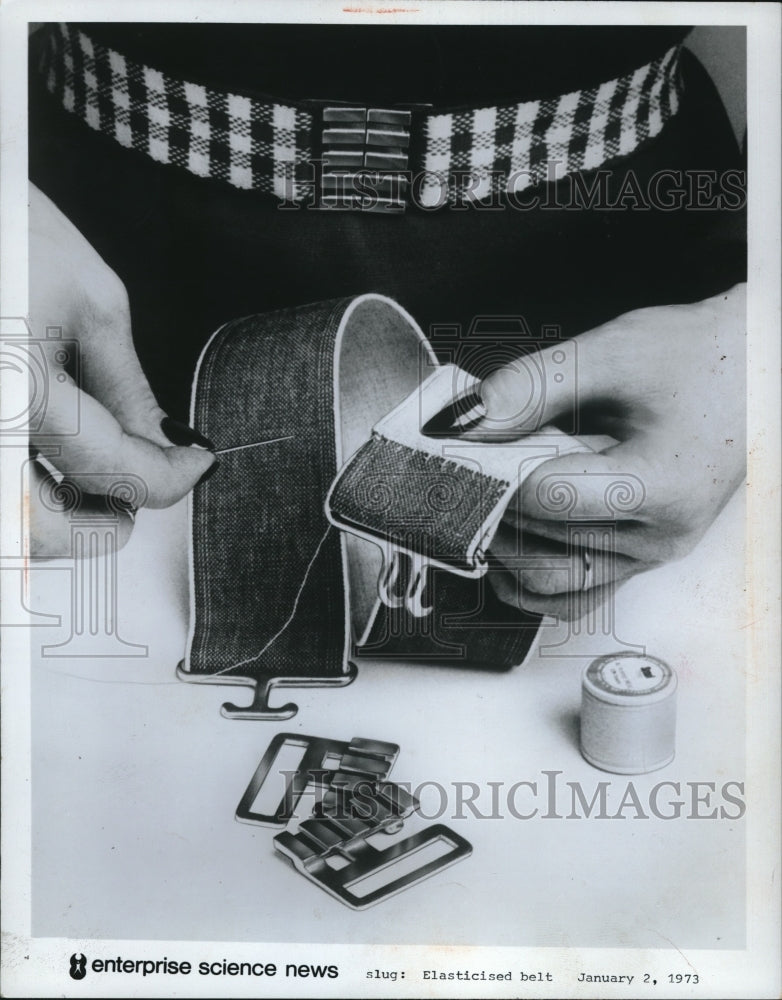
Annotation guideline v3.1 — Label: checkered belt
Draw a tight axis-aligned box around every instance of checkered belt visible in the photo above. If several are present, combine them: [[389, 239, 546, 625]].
[[39, 22, 683, 209]]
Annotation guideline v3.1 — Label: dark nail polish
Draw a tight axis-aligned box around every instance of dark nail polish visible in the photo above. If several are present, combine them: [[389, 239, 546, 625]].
[[421, 390, 485, 437], [161, 417, 215, 451], [197, 460, 219, 487]]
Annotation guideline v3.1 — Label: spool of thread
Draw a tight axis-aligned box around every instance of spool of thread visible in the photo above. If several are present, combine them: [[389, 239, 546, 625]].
[[580, 652, 677, 774]]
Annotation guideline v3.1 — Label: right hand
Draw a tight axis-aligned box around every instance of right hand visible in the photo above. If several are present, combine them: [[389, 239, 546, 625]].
[[466, 285, 746, 619], [28, 183, 217, 557]]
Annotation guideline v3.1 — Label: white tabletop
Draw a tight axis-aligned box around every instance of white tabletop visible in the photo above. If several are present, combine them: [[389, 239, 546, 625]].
[[29, 489, 746, 949]]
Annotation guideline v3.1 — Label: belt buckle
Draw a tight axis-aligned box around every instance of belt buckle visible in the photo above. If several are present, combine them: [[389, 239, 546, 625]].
[[235, 733, 401, 826], [274, 821, 471, 909], [316, 103, 427, 212], [237, 732, 472, 909]]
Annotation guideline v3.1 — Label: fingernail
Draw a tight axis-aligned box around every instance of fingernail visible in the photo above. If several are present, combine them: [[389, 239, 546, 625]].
[[197, 460, 219, 487], [114, 498, 137, 522], [161, 417, 215, 451], [422, 391, 486, 438]]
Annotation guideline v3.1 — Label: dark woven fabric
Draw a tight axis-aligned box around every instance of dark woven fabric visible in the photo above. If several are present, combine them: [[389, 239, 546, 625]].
[[187, 300, 351, 680], [330, 435, 508, 571], [186, 295, 545, 677], [359, 571, 541, 672]]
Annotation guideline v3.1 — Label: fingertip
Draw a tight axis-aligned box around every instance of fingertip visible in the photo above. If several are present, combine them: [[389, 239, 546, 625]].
[[160, 416, 215, 451], [175, 443, 218, 480], [479, 365, 536, 428], [196, 458, 220, 486], [144, 445, 218, 507]]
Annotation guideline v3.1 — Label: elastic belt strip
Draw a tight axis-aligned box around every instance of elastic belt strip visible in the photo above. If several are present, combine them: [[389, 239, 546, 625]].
[[38, 23, 683, 203]]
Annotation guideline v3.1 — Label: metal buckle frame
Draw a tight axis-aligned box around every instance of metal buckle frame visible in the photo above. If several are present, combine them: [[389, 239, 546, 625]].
[[236, 734, 401, 826], [236, 733, 472, 908], [274, 822, 472, 910], [318, 105, 418, 212]]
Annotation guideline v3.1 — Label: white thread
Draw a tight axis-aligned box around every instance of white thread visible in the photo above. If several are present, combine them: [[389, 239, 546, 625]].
[[212, 524, 332, 676], [214, 435, 293, 455]]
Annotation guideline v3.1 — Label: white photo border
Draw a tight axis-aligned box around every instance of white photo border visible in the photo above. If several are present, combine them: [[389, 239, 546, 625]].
[[1, 2, 779, 997]]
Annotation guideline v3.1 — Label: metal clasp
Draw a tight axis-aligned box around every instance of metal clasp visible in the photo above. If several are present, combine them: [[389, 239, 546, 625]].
[[238, 732, 473, 909], [236, 734, 402, 827], [378, 546, 433, 618], [318, 104, 419, 212]]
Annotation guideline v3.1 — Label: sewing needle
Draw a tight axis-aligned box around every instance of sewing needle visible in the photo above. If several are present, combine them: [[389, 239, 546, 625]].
[[214, 436, 293, 456]]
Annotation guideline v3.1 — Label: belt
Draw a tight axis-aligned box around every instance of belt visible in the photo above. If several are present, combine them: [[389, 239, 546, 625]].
[[180, 295, 545, 720], [39, 23, 683, 210]]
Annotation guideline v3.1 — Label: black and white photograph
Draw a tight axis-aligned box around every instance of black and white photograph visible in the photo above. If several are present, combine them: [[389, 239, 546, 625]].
[[1, 2, 780, 997]]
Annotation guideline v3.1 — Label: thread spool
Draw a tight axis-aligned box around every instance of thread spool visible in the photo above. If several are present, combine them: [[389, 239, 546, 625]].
[[580, 652, 677, 774]]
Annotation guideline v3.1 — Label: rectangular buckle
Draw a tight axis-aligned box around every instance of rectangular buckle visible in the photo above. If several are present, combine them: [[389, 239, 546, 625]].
[[274, 822, 472, 910], [318, 104, 419, 212], [235, 733, 401, 826], [237, 732, 472, 908]]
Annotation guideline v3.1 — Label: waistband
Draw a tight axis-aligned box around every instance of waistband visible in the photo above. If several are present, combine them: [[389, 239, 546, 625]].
[[38, 23, 683, 210]]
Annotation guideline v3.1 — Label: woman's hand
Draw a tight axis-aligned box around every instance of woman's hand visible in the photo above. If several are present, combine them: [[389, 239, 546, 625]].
[[28, 183, 216, 557], [471, 284, 746, 618]]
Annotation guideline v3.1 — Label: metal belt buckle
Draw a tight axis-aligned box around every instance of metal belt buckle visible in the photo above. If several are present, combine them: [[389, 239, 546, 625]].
[[236, 733, 401, 826], [237, 732, 472, 909], [274, 820, 471, 910], [316, 774, 418, 833], [317, 103, 426, 212]]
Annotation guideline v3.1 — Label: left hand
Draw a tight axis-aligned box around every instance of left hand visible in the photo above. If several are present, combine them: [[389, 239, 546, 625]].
[[27, 184, 216, 557], [469, 283, 746, 619]]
